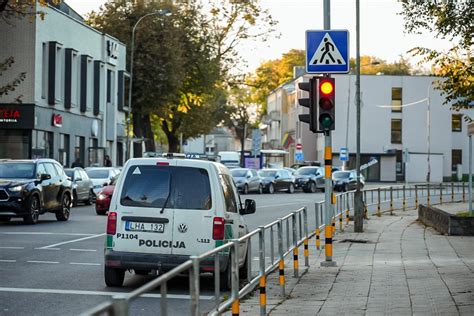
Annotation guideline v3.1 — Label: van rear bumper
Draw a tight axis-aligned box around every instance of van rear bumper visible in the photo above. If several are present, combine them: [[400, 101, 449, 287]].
[[105, 250, 228, 272]]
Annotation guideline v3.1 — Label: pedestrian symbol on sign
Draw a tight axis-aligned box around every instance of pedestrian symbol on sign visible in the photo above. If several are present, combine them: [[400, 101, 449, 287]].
[[309, 33, 346, 66]]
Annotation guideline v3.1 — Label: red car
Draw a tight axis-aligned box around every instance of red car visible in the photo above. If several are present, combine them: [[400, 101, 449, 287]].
[[95, 174, 119, 215]]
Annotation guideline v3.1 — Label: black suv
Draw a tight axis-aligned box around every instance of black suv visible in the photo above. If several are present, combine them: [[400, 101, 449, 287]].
[[0, 159, 72, 224]]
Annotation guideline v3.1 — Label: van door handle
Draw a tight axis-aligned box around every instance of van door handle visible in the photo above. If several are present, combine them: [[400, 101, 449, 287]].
[[225, 219, 234, 224], [239, 225, 245, 229]]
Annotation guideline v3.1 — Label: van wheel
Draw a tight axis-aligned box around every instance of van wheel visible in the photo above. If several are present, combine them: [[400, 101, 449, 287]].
[[220, 261, 232, 291], [105, 267, 125, 287]]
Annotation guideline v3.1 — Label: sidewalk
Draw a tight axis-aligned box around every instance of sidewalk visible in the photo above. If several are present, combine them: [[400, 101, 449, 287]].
[[238, 209, 474, 315]]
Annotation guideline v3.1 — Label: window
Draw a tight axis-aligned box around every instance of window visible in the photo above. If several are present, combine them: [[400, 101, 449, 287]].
[[36, 164, 46, 178], [44, 163, 58, 177], [41, 43, 48, 99], [55, 46, 63, 103], [391, 88, 402, 112], [32, 131, 53, 159], [220, 174, 238, 213], [59, 134, 69, 167], [75, 136, 85, 166], [452, 114, 462, 132], [120, 166, 212, 210], [391, 119, 402, 144], [452, 149, 462, 172]]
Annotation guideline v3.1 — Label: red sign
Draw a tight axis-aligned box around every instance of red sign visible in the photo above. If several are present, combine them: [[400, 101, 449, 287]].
[[296, 143, 303, 150], [52, 114, 63, 127], [0, 108, 21, 122]]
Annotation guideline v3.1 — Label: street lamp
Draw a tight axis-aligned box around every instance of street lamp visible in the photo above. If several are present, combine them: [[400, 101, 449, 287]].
[[426, 82, 433, 183], [126, 9, 171, 160]]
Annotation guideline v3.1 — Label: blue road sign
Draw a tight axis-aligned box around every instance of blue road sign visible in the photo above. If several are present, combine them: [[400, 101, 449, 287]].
[[340, 147, 348, 161], [295, 152, 304, 162], [306, 30, 349, 74]]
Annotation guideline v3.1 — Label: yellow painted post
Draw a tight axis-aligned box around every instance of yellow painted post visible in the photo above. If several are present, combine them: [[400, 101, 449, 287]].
[[259, 275, 266, 313], [293, 247, 299, 276], [232, 299, 240, 316], [346, 209, 349, 225], [325, 226, 333, 261], [304, 238, 309, 263], [316, 228, 321, 250], [279, 259, 285, 295], [331, 216, 336, 233]]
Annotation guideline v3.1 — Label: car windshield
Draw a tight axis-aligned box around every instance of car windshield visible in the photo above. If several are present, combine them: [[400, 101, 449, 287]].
[[333, 171, 351, 179], [120, 165, 212, 210], [231, 169, 248, 177], [0, 163, 35, 179], [295, 168, 319, 176], [259, 170, 276, 177], [86, 169, 109, 179], [64, 170, 73, 177]]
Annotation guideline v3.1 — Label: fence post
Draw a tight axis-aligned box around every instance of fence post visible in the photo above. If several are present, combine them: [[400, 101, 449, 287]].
[[292, 212, 299, 278], [258, 227, 266, 316], [346, 193, 350, 225], [270, 226, 275, 265], [214, 252, 221, 308], [230, 240, 240, 316], [390, 186, 393, 215], [112, 294, 129, 316], [427, 183, 431, 205], [377, 188, 381, 217], [415, 185, 419, 209], [451, 182, 454, 202], [315, 204, 321, 251], [403, 185, 406, 211], [364, 190, 368, 219], [190, 256, 200, 316], [303, 207, 309, 268], [277, 219, 285, 297], [462, 182, 466, 202], [439, 183, 443, 204]]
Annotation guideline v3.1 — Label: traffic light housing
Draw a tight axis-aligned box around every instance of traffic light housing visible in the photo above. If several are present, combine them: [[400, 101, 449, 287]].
[[318, 77, 335, 131], [298, 77, 317, 133]]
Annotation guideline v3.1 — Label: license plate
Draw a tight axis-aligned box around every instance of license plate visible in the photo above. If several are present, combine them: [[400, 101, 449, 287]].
[[125, 221, 165, 233]]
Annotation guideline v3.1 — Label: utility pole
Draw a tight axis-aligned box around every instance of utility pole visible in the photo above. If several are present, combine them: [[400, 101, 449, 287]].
[[354, 0, 364, 232], [468, 122, 473, 216]]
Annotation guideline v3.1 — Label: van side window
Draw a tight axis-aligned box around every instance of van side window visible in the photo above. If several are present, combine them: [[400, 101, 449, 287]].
[[220, 174, 238, 213]]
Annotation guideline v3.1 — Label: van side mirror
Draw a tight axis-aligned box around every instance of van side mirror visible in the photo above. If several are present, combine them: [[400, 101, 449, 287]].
[[241, 199, 256, 215]]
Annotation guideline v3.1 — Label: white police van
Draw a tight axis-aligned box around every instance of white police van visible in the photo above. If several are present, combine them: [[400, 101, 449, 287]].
[[104, 156, 256, 287]]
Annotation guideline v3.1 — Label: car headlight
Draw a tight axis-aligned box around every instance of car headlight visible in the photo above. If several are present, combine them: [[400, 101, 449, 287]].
[[9, 185, 24, 192], [97, 193, 107, 200]]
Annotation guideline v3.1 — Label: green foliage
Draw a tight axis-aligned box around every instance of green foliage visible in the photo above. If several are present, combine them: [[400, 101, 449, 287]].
[[246, 49, 305, 114], [400, 1, 473, 115], [0, 0, 61, 22], [348, 55, 412, 75]]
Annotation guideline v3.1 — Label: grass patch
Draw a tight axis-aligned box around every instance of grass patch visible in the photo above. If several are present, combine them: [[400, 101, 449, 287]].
[[456, 211, 474, 217]]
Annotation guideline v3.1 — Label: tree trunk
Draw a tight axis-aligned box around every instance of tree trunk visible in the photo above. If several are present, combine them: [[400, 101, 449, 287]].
[[142, 113, 155, 152], [240, 135, 245, 167], [167, 133, 180, 153], [132, 111, 143, 158]]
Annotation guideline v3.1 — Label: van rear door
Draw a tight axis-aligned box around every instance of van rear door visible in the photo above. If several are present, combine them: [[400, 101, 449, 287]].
[[112, 161, 176, 255], [171, 161, 214, 256]]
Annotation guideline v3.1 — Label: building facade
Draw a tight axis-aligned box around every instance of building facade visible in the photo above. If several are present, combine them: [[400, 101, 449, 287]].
[[263, 74, 474, 182], [0, 2, 128, 167]]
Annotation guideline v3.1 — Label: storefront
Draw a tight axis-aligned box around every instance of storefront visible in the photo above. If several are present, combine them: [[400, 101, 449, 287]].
[[0, 104, 35, 159]]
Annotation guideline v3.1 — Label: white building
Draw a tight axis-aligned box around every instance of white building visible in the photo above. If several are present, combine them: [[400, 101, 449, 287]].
[[263, 74, 474, 182], [0, 1, 128, 167]]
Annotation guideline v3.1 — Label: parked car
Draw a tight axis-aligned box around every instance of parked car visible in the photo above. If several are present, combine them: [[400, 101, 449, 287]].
[[290, 161, 321, 169], [95, 174, 119, 215], [284, 167, 297, 175], [333, 170, 365, 192], [230, 168, 263, 194], [85, 167, 120, 195], [64, 167, 94, 206], [294, 166, 325, 193], [104, 155, 256, 288], [0, 159, 72, 224], [258, 168, 295, 194]]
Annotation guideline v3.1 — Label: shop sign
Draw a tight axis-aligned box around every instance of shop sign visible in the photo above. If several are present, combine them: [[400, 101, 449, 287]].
[[52, 114, 63, 127], [106, 39, 119, 65], [0, 104, 34, 129]]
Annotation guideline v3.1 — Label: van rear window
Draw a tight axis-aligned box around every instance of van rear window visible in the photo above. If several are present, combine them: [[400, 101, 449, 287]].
[[120, 165, 212, 210]]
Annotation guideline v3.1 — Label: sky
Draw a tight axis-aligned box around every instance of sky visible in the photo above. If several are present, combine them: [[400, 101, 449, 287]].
[[66, 0, 453, 72]]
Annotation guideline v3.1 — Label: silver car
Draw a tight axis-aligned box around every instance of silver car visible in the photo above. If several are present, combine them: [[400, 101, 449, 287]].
[[64, 168, 94, 206], [230, 168, 263, 194], [85, 167, 120, 195]]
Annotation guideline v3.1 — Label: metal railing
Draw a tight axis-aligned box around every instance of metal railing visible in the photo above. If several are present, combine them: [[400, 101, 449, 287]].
[[83, 182, 468, 316]]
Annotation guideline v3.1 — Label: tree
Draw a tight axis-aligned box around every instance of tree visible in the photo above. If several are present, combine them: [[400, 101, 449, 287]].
[[348, 55, 413, 75], [246, 49, 305, 114], [400, 1, 473, 117], [0, 57, 25, 102]]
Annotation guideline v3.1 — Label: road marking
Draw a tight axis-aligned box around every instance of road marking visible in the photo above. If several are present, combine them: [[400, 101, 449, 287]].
[[27, 260, 59, 264], [70, 248, 97, 252], [0, 287, 214, 300], [38, 233, 105, 249], [0, 246, 24, 249], [1, 232, 97, 236], [0, 260, 16, 262], [35, 248, 60, 251], [70, 262, 101, 266]]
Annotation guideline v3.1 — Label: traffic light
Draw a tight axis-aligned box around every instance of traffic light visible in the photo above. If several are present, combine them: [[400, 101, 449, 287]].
[[318, 77, 335, 131], [298, 77, 317, 133]]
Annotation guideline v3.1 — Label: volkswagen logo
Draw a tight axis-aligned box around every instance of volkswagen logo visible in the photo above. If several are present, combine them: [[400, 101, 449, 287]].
[[178, 223, 188, 233]]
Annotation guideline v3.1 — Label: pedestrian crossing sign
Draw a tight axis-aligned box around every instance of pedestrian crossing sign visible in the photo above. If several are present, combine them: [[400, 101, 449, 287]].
[[306, 30, 349, 74]]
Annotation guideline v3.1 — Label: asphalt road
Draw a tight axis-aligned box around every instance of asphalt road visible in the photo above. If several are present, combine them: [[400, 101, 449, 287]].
[[0, 189, 325, 316]]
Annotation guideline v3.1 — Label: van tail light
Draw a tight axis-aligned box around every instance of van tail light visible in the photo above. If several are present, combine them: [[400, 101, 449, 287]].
[[107, 212, 117, 235], [213, 217, 225, 240]]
